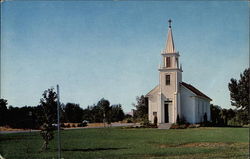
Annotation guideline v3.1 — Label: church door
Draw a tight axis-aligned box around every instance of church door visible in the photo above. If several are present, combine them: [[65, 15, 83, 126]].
[[164, 104, 169, 123]]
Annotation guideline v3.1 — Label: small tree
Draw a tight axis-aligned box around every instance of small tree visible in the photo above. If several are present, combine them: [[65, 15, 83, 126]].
[[203, 113, 208, 125], [176, 114, 180, 125], [38, 88, 58, 151], [133, 95, 148, 120], [153, 116, 158, 126], [97, 98, 111, 127]]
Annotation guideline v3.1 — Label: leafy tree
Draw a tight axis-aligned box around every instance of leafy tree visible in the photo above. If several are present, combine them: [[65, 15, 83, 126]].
[[63, 103, 83, 123], [228, 68, 249, 124], [210, 104, 223, 126], [220, 109, 228, 125], [97, 98, 111, 126], [0, 99, 8, 126], [110, 104, 125, 122], [7, 106, 37, 129], [82, 106, 93, 122], [38, 88, 58, 151], [89, 104, 103, 123], [133, 95, 148, 120]]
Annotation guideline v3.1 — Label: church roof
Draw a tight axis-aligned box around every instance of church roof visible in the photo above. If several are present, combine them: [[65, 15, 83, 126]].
[[165, 19, 175, 53], [181, 82, 212, 101], [146, 85, 159, 97]]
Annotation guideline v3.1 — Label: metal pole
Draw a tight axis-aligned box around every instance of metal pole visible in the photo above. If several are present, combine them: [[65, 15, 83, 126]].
[[56, 85, 61, 159]]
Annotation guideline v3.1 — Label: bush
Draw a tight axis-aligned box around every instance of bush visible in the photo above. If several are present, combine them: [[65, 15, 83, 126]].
[[170, 123, 179, 129], [77, 122, 87, 127], [227, 118, 242, 127], [66, 124, 70, 128], [140, 118, 150, 127], [188, 124, 200, 128], [139, 118, 157, 128], [60, 123, 66, 128], [176, 115, 188, 125], [126, 118, 133, 123], [153, 116, 157, 126], [170, 123, 189, 129], [179, 124, 187, 129]]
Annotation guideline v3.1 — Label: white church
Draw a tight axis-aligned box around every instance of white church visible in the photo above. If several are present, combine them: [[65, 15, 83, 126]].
[[146, 20, 212, 124]]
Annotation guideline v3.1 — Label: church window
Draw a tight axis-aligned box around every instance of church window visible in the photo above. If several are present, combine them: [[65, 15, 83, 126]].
[[166, 57, 171, 67], [165, 75, 170, 85]]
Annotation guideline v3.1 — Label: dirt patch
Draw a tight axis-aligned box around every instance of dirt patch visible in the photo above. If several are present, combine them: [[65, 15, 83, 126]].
[[179, 142, 230, 147], [158, 142, 233, 148], [0, 126, 26, 132]]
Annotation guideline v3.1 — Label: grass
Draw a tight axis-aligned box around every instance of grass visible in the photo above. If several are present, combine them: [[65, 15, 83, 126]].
[[0, 127, 249, 159]]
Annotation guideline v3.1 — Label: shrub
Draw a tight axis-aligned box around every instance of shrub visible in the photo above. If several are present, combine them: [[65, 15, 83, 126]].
[[66, 124, 70, 128], [60, 123, 65, 128], [140, 118, 150, 127], [77, 122, 87, 127], [188, 124, 200, 128], [153, 116, 158, 126], [170, 123, 189, 129], [179, 124, 187, 129], [126, 118, 133, 123], [177, 115, 180, 125], [170, 123, 179, 129]]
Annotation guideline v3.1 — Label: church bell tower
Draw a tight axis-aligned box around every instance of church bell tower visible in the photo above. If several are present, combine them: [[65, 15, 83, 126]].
[[158, 19, 182, 123]]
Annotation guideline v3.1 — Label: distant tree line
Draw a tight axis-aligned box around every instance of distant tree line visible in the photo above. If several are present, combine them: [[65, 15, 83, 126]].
[[64, 100, 125, 124], [210, 104, 243, 126], [0, 97, 125, 129]]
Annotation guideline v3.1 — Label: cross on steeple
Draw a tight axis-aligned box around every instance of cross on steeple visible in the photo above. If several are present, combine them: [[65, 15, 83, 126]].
[[168, 19, 172, 28]]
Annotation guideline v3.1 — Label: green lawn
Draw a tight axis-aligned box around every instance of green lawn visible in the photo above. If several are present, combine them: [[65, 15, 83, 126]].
[[0, 127, 249, 159]]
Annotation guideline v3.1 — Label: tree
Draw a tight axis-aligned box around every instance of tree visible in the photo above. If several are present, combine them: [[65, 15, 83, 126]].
[[82, 106, 93, 122], [0, 99, 8, 126], [228, 68, 249, 124], [90, 104, 103, 123], [133, 95, 148, 120], [110, 104, 125, 122], [7, 106, 37, 129], [38, 88, 58, 151], [97, 98, 111, 126], [210, 104, 223, 126], [63, 103, 83, 123]]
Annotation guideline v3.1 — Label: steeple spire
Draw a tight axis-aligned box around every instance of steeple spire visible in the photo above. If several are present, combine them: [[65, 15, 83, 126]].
[[165, 19, 175, 53]]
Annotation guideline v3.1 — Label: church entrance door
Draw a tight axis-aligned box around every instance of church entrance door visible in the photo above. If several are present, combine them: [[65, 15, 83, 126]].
[[164, 103, 169, 123]]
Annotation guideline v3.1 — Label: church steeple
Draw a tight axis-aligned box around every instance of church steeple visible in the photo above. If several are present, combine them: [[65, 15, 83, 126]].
[[165, 19, 175, 53], [160, 19, 180, 69], [158, 19, 182, 124]]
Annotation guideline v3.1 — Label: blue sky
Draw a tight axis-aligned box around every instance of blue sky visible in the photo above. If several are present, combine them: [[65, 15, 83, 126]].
[[1, 1, 248, 112]]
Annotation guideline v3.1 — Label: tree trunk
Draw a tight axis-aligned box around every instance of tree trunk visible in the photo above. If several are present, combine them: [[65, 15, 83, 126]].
[[41, 140, 48, 151]]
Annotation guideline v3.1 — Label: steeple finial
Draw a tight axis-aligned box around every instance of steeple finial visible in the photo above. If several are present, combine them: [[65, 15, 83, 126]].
[[168, 19, 172, 28]]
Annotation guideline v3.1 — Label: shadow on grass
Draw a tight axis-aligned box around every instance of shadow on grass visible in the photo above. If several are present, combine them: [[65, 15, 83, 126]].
[[62, 147, 128, 152]]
